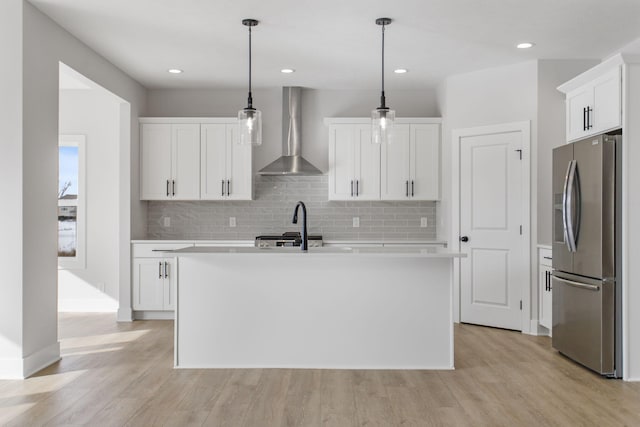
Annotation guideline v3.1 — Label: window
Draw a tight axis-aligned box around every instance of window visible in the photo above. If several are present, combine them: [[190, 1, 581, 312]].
[[58, 135, 86, 269]]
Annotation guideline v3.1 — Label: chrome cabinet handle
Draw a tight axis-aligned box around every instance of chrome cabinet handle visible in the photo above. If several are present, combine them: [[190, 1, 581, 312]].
[[164, 262, 168, 278], [166, 180, 170, 197], [227, 180, 231, 196], [351, 180, 354, 197], [221, 180, 225, 196], [172, 180, 176, 196], [553, 276, 599, 292], [158, 261, 162, 279]]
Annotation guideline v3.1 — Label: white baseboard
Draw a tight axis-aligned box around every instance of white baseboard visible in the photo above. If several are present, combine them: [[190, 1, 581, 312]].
[[134, 310, 174, 320], [117, 307, 133, 322], [0, 342, 61, 379], [58, 298, 118, 313]]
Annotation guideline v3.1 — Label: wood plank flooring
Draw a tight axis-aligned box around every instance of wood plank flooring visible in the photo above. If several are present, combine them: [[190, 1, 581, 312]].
[[1, 313, 639, 426]]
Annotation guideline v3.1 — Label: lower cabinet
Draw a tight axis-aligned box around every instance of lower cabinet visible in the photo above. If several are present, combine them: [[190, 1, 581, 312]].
[[132, 258, 176, 311], [131, 242, 193, 314], [539, 248, 553, 332]]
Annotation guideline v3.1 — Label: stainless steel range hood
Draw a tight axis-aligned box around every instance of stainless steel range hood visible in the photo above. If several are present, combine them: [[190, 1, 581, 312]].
[[258, 87, 323, 175]]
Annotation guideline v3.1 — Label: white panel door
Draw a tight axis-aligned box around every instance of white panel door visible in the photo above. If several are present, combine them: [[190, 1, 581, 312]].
[[132, 258, 165, 310], [592, 67, 621, 133], [381, 124, 410, 200], [227, 125, 253, 200], [460, 131, 524, 330], [410, 124, 440, 200], [200, 124, 228, 200], [354, 125, 380, 200], [141, 123, 172, 200], [328, 125, 356, 200], [171, 124, 201, 200]]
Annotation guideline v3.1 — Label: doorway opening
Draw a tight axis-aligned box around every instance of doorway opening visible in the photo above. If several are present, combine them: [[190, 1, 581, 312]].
[[58, 62, 131, 314]]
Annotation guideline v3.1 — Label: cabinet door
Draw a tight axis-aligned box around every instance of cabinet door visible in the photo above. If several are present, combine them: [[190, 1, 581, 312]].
[[592, 67, 621, 133], [566, 88, 592, 142], [328, 125, 356, 200], [354, 125, 380, 200], [163, 258, 176, 311], [200, 124, 228, 200], [171, 124, 201, 200], [141, 124, 172, 200], [410, 124, 440, 200], [539, 264, 553, 330], [132, 258, 165, 310], [381, 124, 411, 200], [227, 125, 253, 200]]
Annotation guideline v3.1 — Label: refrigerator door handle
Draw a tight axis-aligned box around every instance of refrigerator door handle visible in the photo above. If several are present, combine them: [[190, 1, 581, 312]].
[[553, 276, 600, 292], [565, 160, 578, 252]]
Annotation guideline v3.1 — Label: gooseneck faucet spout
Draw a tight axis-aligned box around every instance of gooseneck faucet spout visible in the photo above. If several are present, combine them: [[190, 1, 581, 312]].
[[292, 201, 308, 251]]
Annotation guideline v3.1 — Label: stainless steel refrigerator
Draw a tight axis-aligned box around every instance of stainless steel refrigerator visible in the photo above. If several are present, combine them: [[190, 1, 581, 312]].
[[552, 132, 622, 378]]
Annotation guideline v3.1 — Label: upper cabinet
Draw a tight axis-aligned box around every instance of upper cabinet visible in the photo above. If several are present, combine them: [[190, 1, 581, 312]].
[[139, 118, 252, 201], [328, 124, 380, 200], [562, 66, 622, 142], [326, 118, 440, 202], [381, 123, 440, 201], [201, 124, 252, 200], [141, 123, 200, 200]]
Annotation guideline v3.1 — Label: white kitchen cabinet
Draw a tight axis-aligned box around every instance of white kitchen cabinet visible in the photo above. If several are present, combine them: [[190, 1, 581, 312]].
[[132, 242, 192, 313], [141, 123, 200, 200], [538, 248, 553, 332], [565, 66, 621, 142], [381, 123, 440, 200], [328, 124, 380, 200], [132, 258, 176, 311], [201, 123, 252, 200]]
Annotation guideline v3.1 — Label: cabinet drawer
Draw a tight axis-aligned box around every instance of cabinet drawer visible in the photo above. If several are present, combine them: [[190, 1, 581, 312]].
[[133, 243, 193, 258], [539, 248, 553, 267]]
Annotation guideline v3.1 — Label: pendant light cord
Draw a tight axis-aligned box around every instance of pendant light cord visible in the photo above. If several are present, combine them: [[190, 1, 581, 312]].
[[247, 25, 253, 109], [380, 23, 386, 109]]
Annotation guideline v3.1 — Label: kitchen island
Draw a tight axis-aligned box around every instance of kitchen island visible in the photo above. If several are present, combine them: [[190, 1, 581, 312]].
[[170, 246, 464, 370]]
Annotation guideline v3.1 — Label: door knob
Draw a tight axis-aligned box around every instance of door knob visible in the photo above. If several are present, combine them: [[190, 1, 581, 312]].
[[460, 236, 469, 242]]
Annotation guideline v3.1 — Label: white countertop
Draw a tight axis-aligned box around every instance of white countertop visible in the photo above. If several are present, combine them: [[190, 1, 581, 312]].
[[131, 239, 446, 246], [167, 246, 465, 258]]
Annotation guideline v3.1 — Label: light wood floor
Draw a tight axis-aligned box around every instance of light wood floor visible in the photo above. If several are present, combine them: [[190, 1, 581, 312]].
[[1, 314, 639, 426]]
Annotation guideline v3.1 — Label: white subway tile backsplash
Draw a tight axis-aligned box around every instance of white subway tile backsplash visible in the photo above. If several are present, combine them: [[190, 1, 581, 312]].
[[147, 175, 437, 241]]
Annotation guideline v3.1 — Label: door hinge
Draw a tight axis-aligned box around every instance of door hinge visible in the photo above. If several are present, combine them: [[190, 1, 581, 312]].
[[520, 300, 523, 310], [519, 225, 522, 235], [515, 149, 522, 160]]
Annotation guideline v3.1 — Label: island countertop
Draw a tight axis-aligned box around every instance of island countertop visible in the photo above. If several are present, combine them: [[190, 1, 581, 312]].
[[166, 246, 465, 258]]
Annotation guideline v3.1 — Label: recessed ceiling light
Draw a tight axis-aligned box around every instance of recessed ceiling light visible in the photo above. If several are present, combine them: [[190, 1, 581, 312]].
[[394, 68, 408, 74], [281, 68, 295, 74], [516, 42, 535, 49], [167, 69, 183, 74]]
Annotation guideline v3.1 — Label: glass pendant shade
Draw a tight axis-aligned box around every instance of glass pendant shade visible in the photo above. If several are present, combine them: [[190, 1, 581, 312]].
[[238, 108, 262, 145], [372, 107, 395, 144]]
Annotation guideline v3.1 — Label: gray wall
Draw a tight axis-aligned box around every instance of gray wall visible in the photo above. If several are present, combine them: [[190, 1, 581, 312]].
[[148, 176, 437, 241], [144, 87, 439, 241]]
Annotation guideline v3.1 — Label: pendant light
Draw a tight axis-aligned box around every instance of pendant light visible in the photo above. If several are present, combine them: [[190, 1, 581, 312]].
[[372, 17, 395, 144], [238, 19, 262, 145]]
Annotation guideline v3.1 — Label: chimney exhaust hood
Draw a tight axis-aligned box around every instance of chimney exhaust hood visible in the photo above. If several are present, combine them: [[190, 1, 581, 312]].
[[258, 87, 323, 176]]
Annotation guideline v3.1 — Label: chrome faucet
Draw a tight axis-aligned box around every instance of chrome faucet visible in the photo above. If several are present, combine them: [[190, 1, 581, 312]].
[[292, 201, 308, 251]]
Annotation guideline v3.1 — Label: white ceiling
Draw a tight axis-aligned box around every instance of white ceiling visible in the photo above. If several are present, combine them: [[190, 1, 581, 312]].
[[30, 0, 640, 90]]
